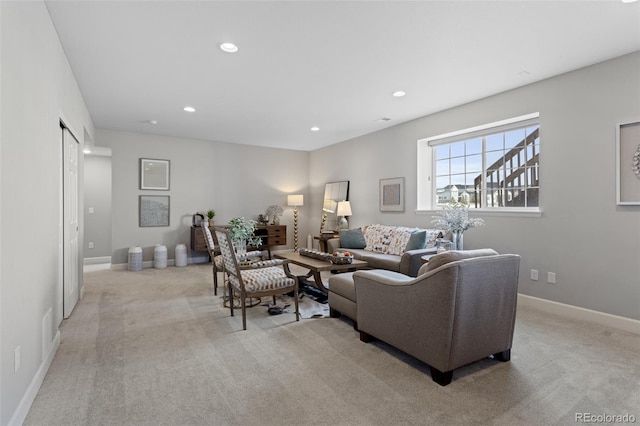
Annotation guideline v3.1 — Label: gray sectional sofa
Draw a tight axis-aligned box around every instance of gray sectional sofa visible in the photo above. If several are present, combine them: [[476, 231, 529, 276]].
[[329, 249, 521, 385]]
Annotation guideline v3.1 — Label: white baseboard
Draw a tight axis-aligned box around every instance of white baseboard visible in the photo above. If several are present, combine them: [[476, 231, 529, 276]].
[[518, 294, 640, 335], [111, 257, 208, 271], [9, 330, 61, 426], [83, 256, 111, 265]]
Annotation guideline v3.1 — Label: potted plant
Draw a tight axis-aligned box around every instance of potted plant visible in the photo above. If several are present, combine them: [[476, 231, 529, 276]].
[[228, 217, 262, 254], [206, 209, 216, 226]]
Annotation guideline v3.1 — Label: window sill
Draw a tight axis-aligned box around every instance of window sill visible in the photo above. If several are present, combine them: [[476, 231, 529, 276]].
[[415, 208, 542, 218]]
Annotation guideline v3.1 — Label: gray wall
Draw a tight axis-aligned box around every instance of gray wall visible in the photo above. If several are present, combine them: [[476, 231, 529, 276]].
[[83, 151, 112, 259], [309, 52, 640, 321], [0, 2, 94, 424], [97, 129, 311, 264]]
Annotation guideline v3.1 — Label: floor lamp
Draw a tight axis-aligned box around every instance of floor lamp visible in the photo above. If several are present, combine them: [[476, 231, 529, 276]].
[[287, 194, 304, 252]]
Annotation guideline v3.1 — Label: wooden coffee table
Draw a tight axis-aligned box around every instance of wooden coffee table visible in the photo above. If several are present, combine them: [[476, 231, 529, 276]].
[[276, 252, 368, 293]]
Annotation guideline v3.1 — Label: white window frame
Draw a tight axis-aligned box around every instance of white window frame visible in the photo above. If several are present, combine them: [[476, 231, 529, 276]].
[[417, 113, 542, 216]]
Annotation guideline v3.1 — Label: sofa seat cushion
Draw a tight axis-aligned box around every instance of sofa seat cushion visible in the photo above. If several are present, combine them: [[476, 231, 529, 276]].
[[328, 272, 356, 301], [359, 252, 402, 272]]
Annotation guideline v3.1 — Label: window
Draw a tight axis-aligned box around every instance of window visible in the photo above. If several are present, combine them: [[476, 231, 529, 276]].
[[417, 113, 540, 210]]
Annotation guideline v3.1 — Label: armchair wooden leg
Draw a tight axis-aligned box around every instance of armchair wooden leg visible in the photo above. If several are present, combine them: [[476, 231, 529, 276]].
[[329, 307, 341, 318], [293, 287, 299, 322], [493, 349, 511, 362], [430, 367, 453, 386], [213, 268, 218, 296], [229, 285, 234, 317], [359, 331, 372, 343], [241, 292, 247, 331]]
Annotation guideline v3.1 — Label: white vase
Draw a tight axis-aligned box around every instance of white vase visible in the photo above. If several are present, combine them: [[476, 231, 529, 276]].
[[234, 240, 247, 256], [452, 231, 463, 250]]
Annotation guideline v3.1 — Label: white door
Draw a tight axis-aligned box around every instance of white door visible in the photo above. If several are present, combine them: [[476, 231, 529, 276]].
[[63, 126, 80, 318]]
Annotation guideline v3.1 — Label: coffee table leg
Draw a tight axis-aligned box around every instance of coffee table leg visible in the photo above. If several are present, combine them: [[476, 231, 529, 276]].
[[312, 271, 328, 292]]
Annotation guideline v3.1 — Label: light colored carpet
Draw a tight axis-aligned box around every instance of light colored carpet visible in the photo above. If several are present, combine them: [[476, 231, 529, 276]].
[[24, 264, 640, 426]]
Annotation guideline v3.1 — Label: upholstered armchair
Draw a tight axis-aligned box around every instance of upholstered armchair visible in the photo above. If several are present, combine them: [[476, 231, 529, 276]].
[[201, 222, 223, 295], [355, 249, 521, 385], [214, 227, 299, 330]]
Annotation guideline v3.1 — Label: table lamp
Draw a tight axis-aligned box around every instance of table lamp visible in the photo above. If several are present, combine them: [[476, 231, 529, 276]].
[[337, 201, 352, 230]]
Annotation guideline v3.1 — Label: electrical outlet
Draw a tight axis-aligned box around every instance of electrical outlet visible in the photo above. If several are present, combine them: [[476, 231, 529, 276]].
[[530, 269, 539, 281], [88, 242, 94, 249], [15, 346, 21, 373], [548, 272, 556, 284]]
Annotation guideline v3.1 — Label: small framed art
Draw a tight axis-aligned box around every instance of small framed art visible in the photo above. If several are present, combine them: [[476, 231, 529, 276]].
[[380, 177, 405, 212], [140, 158, 170, 190], [616, 120, 640, 205], [139, 195, 170, 227]]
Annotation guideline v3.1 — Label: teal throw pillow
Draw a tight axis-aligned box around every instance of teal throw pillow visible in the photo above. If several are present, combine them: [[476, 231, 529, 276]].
[[405, 230, 427, 251], [339, 228, 366, 249]]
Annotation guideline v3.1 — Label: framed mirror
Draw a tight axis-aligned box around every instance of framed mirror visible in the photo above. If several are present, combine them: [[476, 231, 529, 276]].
[[140, 158, 170, 190], [321, 181, 349, 232]]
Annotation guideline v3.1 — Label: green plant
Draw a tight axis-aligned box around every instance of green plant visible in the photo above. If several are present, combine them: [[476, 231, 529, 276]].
[[228, 217, 262, 246], [206, 209, 216, 219]]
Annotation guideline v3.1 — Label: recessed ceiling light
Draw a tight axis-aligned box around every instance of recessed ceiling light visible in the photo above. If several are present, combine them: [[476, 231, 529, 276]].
[[220, 42, 239, 53], [310, 126, 320, 132], [392, 91, 406, 97], [147, 120, 158, 125], [183, 106, 196, 112]]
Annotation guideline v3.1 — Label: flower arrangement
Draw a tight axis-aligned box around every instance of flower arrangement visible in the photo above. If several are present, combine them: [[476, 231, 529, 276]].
[[265, 205, 284, 225], [228, 217, 262, 247], [431, 202, 484, 250]]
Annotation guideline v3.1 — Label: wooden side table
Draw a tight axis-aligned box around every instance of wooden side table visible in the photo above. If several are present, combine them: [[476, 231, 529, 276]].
[[314, 232, 338, 252]]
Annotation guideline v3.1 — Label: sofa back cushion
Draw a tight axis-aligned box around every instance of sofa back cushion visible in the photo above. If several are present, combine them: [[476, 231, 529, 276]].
[[339, 228, 367, 249], [420, 248, 499, 274], [405, 230, 427, 251]]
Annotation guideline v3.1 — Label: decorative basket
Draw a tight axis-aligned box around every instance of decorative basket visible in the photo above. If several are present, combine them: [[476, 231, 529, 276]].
[[331, 255, 354, 265], [299, 248, 332, 261]]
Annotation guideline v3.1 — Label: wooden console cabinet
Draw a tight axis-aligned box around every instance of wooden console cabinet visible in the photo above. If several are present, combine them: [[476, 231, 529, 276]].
[[191, 225, 287, 258]]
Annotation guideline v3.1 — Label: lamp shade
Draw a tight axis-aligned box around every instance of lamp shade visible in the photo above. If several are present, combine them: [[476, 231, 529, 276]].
[[287, 194, 304, 206], [336, 201, 352, 217]]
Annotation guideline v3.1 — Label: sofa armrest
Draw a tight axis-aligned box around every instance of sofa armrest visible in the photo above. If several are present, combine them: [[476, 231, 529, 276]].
[[326, 237, 341, 253], [354, 268, 459, 371], [399, 247, 438, 277], [356, 255, 520, 373]]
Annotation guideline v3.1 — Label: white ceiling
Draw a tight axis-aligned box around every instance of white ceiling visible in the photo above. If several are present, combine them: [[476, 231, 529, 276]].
[[45, 0, 640, 151]]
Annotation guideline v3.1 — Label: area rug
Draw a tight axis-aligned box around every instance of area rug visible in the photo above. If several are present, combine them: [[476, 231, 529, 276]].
[[262, 294, 330, 319]]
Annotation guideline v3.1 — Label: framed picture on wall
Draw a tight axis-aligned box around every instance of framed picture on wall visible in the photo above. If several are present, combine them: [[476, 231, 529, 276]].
[[616, 120, 640, 205], [139, 195, 170, 227], [380, 177, 405, 212], [140, 158, 170, 190]]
